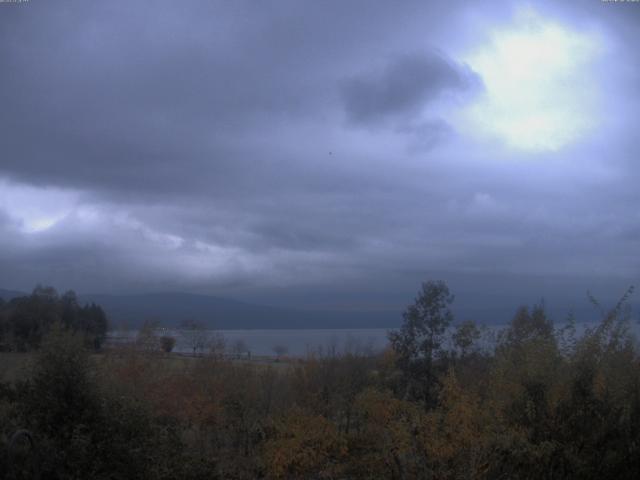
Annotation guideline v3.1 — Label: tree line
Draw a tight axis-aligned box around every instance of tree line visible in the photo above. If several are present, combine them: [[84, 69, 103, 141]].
[[0, 281, 639, 479], [0, 285, 108, 352]]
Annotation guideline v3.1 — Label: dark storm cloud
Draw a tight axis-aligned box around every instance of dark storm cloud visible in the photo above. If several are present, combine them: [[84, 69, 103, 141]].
[[341, 52, 481, 126], [0, 0, 638, 315], [0, 0, 453, 194]]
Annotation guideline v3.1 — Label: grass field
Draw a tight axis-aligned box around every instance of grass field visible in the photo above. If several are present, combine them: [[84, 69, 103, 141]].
[[0, 349, 295, 384]]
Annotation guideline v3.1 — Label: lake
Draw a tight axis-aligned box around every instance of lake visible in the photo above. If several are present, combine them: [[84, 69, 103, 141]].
[[109, 328, 392, 357], [109, 319, 640, 357]]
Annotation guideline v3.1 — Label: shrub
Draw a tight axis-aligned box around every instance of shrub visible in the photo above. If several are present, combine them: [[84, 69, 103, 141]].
[[160, 336, 176, 353]]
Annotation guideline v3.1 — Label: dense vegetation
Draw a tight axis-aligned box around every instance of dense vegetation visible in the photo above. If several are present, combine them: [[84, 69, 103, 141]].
[[0, 286, 108, 352], [1, 281, 639, 479]]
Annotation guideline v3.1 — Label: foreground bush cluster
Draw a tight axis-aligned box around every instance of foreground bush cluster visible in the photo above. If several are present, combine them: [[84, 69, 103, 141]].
[[1, 282, 639, 479]]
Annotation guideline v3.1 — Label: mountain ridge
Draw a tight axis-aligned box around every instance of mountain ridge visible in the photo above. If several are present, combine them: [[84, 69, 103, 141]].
[[1, 288, 633, 330], [79, 291, 398, 329]]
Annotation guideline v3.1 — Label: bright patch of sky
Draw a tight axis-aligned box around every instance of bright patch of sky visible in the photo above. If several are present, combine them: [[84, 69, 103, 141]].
[[461, 9, 603, 151], [0, 180, 77, 233]]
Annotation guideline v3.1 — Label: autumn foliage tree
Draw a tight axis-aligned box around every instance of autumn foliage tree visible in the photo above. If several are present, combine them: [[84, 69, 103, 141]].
[[388, 280, 454, 406]]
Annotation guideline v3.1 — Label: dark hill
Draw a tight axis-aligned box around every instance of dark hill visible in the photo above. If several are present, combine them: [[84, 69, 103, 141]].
[[79, 292, 399, 330], [1, 288, 633, 330], [0, 289, 26, 301]]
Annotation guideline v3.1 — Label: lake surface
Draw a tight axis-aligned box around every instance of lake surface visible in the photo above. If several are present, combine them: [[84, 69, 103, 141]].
[[110, 328, 392, 357], [109, 320, 640, 357]]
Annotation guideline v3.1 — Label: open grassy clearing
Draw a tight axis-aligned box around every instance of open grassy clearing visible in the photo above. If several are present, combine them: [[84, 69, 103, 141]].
[[0, 349, 296, 383]]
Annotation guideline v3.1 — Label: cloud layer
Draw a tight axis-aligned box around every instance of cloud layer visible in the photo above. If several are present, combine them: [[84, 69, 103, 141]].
[[0, 0, 638, 314], [341, 52, 480, 125]]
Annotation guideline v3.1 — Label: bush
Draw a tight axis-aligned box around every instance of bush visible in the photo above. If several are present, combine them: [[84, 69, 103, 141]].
[[160, 336, 176, 353]]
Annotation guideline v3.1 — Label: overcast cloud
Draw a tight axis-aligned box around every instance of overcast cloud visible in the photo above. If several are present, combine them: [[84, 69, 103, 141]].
[[0, 0, 638, 316]]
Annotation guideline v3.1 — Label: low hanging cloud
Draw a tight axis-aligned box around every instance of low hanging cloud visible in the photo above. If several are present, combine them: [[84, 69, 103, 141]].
[[341, 52, 481, 126]]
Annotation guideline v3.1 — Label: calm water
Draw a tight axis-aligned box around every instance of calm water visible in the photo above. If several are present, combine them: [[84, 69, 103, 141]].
[[110, 328, 391, 357], [109, 320, 640, 357]]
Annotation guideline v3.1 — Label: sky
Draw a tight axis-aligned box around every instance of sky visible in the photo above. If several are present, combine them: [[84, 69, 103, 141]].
[[0, 0, 639, 317]]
